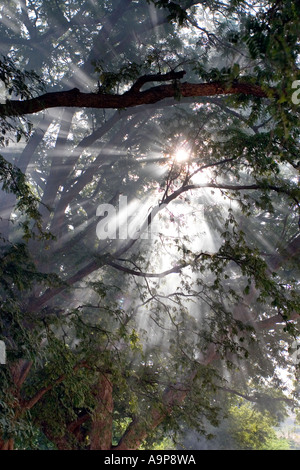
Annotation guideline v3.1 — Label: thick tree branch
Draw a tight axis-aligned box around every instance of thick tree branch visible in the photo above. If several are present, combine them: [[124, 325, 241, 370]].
[[219, 386, 295, 405], [10, 360, 33, 389], [268, 234, 300, 271], [162, 182, 297, 205], [22, 361, 90, 410], [127, 70, 186, 93], [255, 311, 300, 331], [0, 79, 268, 117], [113, 371, 197, 450]]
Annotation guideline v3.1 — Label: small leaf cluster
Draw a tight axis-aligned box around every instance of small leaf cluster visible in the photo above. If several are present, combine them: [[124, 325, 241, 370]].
[[93, 61, 143, 94]]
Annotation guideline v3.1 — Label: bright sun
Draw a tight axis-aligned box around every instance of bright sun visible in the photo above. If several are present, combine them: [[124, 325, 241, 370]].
[[174, 147, 190, 162]]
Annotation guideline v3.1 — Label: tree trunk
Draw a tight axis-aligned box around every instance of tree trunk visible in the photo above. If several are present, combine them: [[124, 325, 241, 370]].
[[114, 372, 198, 450], [89, 374, 114, 450], [0, 438, 14, 450], [0, 360, 33, 451]]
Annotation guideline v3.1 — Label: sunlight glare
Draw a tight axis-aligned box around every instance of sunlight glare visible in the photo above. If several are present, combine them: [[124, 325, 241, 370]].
[[174, 147, 190, 162]]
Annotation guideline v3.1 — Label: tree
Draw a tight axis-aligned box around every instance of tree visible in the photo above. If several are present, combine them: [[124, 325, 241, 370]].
[[0, 0, 299, 450], [226, 402, 290, 450], [179, 398, 291, 450]]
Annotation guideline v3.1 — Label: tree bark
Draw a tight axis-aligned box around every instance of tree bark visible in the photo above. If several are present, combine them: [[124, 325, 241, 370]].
[[114, 371, 198, 450], [0, 361, 33, 451], [0, 80, 268, 118], [0, 438, 14, 450], [89, 374, 114, 450]]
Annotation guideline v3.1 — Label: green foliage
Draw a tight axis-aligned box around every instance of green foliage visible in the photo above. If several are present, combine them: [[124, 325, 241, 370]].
[[194, 63, 241, 86], [93, 61, 144, 94], [0, 53, 63, 447], [0, 55, 44, 145], [0, 155, 55, 241], [0, 55, 43, 101], [227, 402, 290, 450], [147, 0, 191, 25], [15, 427, 56, 450]]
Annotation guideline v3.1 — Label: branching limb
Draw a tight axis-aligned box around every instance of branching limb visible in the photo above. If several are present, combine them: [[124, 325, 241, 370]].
[[126, 70, 187, 93], [22, 361, 90, 410], [219, 386, 295, 405], [0, 80, 268, 117]]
